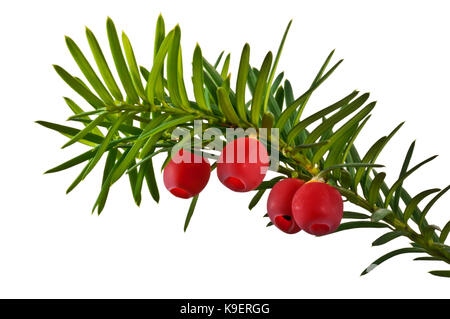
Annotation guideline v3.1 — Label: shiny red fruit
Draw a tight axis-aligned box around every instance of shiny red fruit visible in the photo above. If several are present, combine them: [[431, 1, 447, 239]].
[[267, 178, 304, 234], [163, 149, 211, 199], [291, 181, 343, 236], [217, 137, 269, 192]]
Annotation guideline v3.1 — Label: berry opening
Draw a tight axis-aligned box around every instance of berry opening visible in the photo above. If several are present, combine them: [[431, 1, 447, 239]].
[[169, 187, 192, 199], [274, 215, 293, 233], [310, 223, 330, 236], [223, 176, 246, 192]]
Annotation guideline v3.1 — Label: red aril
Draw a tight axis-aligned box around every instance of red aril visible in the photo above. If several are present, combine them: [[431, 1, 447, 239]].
[[267, 178, 304, 234], [217, 137, 269, 192], [291, 181, 343, 236], [163, 149, 211, 199]]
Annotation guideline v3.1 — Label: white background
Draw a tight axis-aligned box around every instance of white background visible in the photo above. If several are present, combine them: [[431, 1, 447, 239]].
[[1, 0, 450, 298]]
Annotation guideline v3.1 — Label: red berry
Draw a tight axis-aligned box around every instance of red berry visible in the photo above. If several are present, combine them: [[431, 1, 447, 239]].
[[267, 178, 304, 234], [291, 181, 343, 236], [217, 137, 269, 192], [163, 149, 211, 199]]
